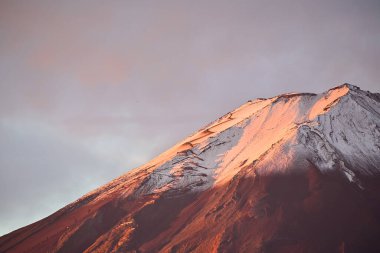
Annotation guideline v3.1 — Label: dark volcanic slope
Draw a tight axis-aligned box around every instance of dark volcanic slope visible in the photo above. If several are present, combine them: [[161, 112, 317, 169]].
[[1, 84, 380, 253]]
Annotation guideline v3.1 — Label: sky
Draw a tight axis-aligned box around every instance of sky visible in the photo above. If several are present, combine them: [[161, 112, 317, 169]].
[[0, 0, 379, 236]]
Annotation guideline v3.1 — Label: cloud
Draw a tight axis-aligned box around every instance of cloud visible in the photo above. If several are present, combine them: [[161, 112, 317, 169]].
[[0, 118, 110, 234]]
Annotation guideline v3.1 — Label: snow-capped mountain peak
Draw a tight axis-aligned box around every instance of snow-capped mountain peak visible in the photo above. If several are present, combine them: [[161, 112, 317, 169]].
[[1, 84, 380, 253]]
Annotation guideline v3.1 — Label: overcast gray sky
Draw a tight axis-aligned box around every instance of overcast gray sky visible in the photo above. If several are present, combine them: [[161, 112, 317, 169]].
[[1, 0, 379, 236]]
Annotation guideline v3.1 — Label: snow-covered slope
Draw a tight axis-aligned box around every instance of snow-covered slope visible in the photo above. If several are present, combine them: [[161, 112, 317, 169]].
[[1, 84, 380, 253], [123, 83, 380, 196]]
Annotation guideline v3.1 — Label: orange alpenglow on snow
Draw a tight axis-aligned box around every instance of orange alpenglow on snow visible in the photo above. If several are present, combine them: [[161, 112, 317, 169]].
[[1, 84, 380, 253]]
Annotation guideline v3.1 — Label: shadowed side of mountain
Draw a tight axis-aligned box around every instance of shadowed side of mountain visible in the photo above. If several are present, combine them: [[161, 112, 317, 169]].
[[154, 166, 380, 253], [2, 165, 380, 253]]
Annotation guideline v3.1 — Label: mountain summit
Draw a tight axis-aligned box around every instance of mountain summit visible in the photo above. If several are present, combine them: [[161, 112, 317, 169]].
[[1, 84, 380, 253]]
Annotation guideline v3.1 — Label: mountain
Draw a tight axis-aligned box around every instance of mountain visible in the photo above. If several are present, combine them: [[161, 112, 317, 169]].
[[1, 84, 380, 253]]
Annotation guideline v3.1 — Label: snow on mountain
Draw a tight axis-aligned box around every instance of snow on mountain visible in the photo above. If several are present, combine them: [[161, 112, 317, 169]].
[[120, 83, 379, 196]]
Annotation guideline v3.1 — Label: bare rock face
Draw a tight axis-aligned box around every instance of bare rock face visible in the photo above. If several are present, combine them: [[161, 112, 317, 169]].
[[1, 84, 380, 253]]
